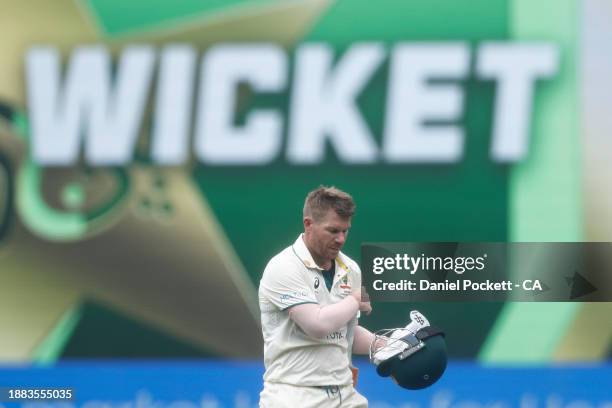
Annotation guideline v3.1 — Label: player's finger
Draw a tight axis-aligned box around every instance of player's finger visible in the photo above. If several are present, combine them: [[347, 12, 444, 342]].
[[361, 301, 372, 315], [361, 285, 370, 302]]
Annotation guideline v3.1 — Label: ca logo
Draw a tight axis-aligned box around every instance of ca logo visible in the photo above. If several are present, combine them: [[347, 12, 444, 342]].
[[314, 277, 320, 289]]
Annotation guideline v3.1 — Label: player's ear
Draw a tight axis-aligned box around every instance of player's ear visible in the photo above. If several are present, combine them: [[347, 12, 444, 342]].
[[303, 217, 313, 229]]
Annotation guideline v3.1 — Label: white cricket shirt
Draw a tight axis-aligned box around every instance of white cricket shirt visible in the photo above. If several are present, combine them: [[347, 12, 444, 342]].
[[259, 234, 362, 386]]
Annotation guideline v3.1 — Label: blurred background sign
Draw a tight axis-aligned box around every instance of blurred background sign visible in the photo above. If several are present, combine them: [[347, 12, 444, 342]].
[[0, 0, 610, 401], [0, 361, 610, 407]]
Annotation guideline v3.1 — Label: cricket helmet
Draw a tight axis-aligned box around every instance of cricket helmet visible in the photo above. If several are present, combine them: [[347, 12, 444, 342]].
[[369, 311, 447, 390]]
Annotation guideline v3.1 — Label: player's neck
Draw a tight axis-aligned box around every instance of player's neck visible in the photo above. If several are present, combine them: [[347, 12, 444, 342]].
[[314, 256, 333, 270], [302, 234, 333, 270]]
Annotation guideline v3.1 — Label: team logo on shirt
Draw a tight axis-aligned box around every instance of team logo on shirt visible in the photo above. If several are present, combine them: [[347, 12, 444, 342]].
[[314, 277, 320, 289], [279, 291, 307, 305], [279, 294, 295, 305], [339, 275, 352, 295]]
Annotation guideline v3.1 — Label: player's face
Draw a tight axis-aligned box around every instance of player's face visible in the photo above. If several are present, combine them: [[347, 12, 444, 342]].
[[305, 209, 351, 264]]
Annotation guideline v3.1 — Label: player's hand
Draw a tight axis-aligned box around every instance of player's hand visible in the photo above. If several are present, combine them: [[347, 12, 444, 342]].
[[350, 287, 362, 305], [359, 285, 372, 315]]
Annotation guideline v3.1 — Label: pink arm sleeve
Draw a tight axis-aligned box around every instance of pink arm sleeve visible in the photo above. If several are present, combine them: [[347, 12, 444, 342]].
[[352, 325, 375, 355], [288, 296, 359, 339]]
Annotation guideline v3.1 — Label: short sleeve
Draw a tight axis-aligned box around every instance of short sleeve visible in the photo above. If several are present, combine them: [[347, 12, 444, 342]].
[[342, 257, 361, 291], [349, 260, 362, 318], [351, 261, 362, 290], [259, 257, 318, 310]]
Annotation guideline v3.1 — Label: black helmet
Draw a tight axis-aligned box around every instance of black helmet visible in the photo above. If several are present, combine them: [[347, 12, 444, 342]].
[[370, 311, 447, 390]]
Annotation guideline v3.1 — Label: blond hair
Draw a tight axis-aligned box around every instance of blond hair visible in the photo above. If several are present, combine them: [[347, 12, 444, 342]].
[[303, 186, 355, 221]]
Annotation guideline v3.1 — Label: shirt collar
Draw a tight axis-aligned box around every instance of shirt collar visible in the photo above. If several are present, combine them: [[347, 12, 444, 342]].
[[292, 234, 352, 276], [292, 234, 325, 270]]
